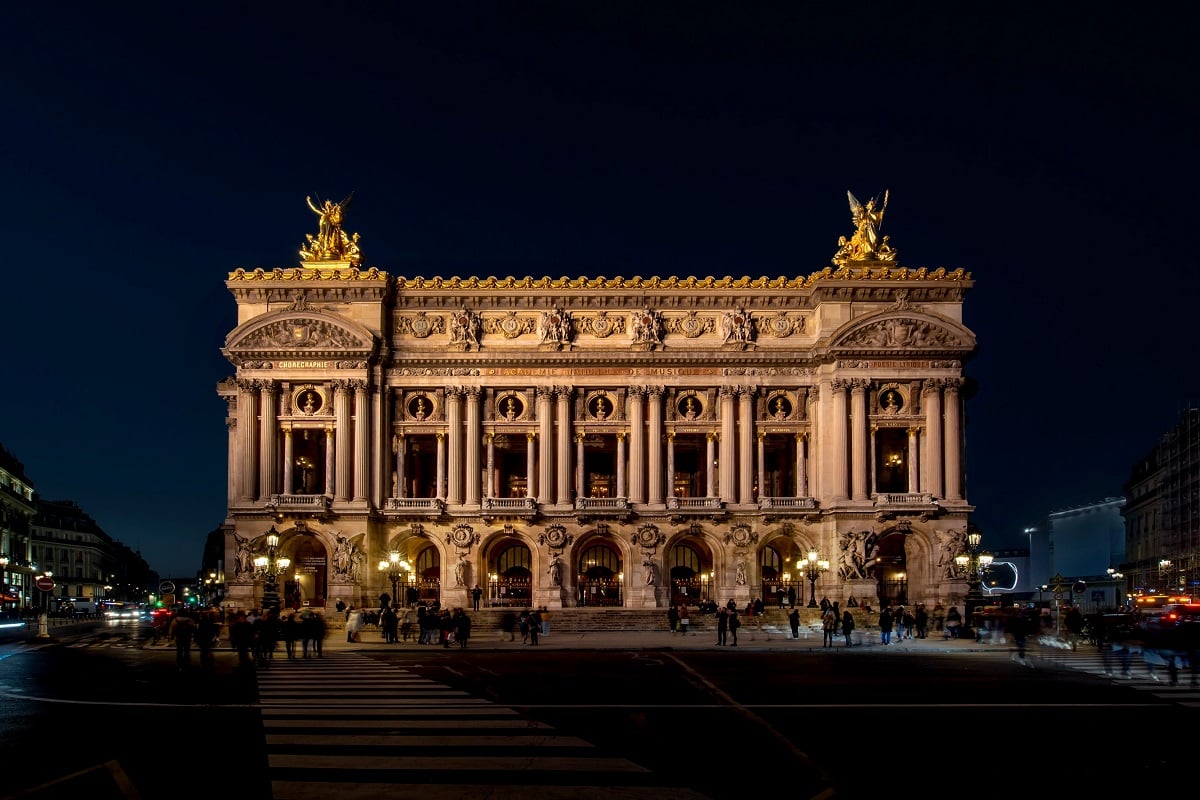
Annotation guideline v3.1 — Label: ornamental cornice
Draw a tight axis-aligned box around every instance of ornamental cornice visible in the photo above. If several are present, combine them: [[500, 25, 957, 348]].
[[391, 269, 970, 291]]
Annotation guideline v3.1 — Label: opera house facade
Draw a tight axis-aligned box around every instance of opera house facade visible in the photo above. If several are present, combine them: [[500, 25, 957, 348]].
[[219, 193, 979, 615]]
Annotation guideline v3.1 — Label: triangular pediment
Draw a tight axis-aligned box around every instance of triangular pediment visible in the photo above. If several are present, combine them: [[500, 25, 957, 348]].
[[830, 309, 975, 355], [223, 308, 377, 364]]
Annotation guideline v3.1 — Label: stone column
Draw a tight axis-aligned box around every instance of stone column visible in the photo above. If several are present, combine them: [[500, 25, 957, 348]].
[[943, 378, 963, 501], [907, 427, 920, 493], [525, 432, 537, 499], [869, 425, 878, 496], [283, 427, 294, 495], [628, 387, 645, 503], [806, 387, 819, 499], [829, 380, 849, 501], [555, 387, 572, 505], [258, 381, 278, 501], [465, 387, 481, 506], [537, 388, 553, 504], [738, 387, 755, 503], [850, 380, 869, 501], [372, 383, 384, 508], [485, 433, 495, 498], [706, 432, 717, 497], [324, 425, 335, 496], [666, 432, 676, 500], [436, 432, 446, 499], [795, 432, 808, 497], [395, 433, 405, 498], [236, 380, 258, 501], [616, 432, 627, 497], [757, 431, 766, 499], [227, 415, 237, 506], [575, 432, 585, 499], [923, 380, 943, 498], [647, 387, 664, 504], [334, 382, 352, 501], [719, 387, 736, 503], [354, 381, 369, 502], [446, 389, 463, 505]]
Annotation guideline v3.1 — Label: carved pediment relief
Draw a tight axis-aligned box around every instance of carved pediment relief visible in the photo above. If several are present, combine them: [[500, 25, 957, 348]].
[[224, 309, 377, 363], [831, 311, 974, 353]]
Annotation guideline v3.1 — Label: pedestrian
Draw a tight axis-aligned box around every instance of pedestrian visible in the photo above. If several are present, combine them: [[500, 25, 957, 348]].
[[230, 610, 256, 668], [1009, 609, 1032, 666], [471, 584, 483, 611], [914, 605, 929, 639], [282, 612, 299, 659], [902, 607, 915, 639], [678, 605, 690, 635], [944, 606, 962, 639], [667, 606, 679, 634], [500, 610, 516, 642], [196, 611, 219, 672], [381, 605, 398, 643], [878, 606, 894, 645], [842, 609, 856, 646], [787, 586, 797, 609], [894, 606, 907, 641], [1064, 607, 1085, 651], [519, 609, 530, 644], [528, 608, 541, 645], [540, 606, 551, 637], [716, 606, 729, 645], [822, 607, 837, 647], [169, 610, 196, 671], [728, 608, 740, 646], [789, 607, 800, 640], [455, 609, 472, 648]]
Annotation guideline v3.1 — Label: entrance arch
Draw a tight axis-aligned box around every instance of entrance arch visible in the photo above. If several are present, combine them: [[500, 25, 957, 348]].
[[280, 530, 328, 610], [487, 539, 532, 608], [577, 542, 623, 606], [873, 530, 909, 607]]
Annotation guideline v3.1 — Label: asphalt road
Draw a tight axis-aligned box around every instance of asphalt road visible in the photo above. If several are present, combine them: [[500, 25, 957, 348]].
[[0, 622, 1194, 800]]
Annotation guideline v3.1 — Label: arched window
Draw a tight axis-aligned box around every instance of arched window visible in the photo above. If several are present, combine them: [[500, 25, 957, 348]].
[[494, 543, 532, 579], [760, 546, 782, 580], [414, 545, 441, 581], [577, 544, 621, 578], [669, 544, 702, 574]]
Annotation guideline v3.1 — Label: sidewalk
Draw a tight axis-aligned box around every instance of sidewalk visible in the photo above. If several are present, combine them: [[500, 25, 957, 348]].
[[325, 627, 1019, 654]]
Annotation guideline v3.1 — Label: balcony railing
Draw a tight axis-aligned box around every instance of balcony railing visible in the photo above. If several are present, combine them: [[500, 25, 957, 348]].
[[383, 497, 446, 514], [267, 494, 331, 513], [574, 497, 630, 512], [873, 492, 935, 507], [758, 496, 818, 510], [666, 496, 723, 511]]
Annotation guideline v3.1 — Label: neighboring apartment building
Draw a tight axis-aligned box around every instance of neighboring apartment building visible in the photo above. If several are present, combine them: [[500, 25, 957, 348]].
[[0, 443, 37, 611], [220, 193, 982, 615], [1123, 407, 1200, 599]]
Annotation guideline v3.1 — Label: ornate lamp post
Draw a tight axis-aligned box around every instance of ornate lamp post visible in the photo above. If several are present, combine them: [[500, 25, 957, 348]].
[[378, 550, 410, 609], [954, 525, 993, 624], [253, 527, 290, 614], [1107, 567, 1125, 610], [802, 549, 830, 608]]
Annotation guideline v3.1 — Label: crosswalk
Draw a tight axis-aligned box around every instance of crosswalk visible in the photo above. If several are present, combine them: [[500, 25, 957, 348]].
[[1029, 645, 1200, 707], [255, 651, 711, 800]]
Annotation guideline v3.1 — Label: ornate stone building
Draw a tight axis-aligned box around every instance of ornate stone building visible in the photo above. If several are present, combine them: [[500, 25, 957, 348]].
[[219, 192, 979, 614]]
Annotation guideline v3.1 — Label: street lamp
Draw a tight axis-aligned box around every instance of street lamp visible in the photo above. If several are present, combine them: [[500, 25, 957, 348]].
[[1107, 567, 1125, 610], [378, 550, 410, 609], [253, 527, 290, 614], [953, 525, 993, 623], [802, 549, 830, 608]]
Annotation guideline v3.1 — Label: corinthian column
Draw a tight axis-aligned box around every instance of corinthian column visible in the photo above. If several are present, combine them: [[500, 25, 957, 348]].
[[850, 381, 868, 501], [706, 432, 717, 497], [236, 380, 258, 502], [943, 378, 963, 501], [923, 380, 943, 498], [616, 432, 627, 497], [738, 387, 755, 503], [258, 381, 278, 501], [555, 387, 572, 505], [353, 381, 369, 502], [828, 380, 849, 501], [446, 388, 464, 505], [628, 388, 646, 503], [334, 382, 352, 501], [907, 427, 920, 493], [719, 387, 736, 503], [324, 425, 336, 496], [647, 387, 664, 504], [465, 387, 481, 506], [795, 432, 808, 497], [537, 388, 553, 503], [283, 427, 294, 495], [526, 432, 536, 499]]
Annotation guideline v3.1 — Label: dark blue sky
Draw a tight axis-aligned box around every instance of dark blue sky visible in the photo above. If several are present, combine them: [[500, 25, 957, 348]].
[[2, 4, 1196, 576]]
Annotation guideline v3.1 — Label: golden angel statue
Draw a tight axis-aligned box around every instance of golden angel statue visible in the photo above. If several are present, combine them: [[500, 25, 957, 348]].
[[300, 192, 362, 265], [833, 189, 896, 265]]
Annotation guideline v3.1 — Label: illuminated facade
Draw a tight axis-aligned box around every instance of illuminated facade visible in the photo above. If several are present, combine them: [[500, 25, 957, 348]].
[[219, 194, 980, 614], [0, 444, 36, 610]]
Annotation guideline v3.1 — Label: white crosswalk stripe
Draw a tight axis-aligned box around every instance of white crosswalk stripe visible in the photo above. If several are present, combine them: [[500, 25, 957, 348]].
[[1029, 646, 1200, 707], [255, 651, 711, 800]]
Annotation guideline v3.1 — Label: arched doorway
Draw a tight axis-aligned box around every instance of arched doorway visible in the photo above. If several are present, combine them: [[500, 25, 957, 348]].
[[413, 545, 442, 606], [281, 532, 328, 610], [577, 542, 623, 606], [668, 542, 707, 607], [760, 545, 798, 609], [488, 541, 532, 608], [873, 531, 909, 607]]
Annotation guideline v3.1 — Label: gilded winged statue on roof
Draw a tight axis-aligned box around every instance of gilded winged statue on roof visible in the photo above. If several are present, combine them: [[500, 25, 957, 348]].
[[300, 192, 362, 265], [833, 189, 896, 265]]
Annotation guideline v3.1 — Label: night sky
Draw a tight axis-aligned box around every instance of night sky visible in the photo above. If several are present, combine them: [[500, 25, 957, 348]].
[[3, 4, 1196, 576]]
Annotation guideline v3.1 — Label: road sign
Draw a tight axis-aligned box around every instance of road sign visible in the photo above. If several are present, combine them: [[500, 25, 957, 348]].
[[35, 576, 54, 592], [159, 580, 176, 595]]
